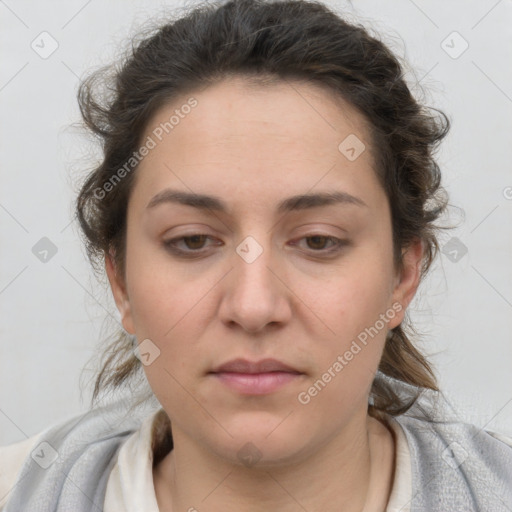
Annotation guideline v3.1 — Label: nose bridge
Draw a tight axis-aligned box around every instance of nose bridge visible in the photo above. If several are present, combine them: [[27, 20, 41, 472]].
[[233, 232, 277, 298], [219, 231, 290, 331]]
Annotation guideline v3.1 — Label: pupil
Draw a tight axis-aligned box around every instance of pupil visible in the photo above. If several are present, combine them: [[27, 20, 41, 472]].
[[187, 235, 206, 249], [308, 236, 326, 249]]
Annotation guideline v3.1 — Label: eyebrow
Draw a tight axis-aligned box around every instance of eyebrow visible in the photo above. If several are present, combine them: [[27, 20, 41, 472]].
[[146, 188, 367, 214]]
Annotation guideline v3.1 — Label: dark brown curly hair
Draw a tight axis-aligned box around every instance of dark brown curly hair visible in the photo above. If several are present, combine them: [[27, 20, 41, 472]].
[[76, 0, 450, 420]]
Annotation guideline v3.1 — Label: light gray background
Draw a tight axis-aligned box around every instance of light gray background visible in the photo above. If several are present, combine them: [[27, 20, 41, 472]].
[[1, 0, 511, 445]]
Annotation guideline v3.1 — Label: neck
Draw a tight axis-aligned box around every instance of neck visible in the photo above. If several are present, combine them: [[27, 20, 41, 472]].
[[153, 411, 395, 512]]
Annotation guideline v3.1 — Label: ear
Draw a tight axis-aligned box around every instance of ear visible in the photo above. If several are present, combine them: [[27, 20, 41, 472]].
[[387, 238, 423, 330], [105, 251, 135, 335]]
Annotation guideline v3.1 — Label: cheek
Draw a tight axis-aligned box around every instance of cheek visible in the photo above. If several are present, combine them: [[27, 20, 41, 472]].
[[125, 264, 211, 411], [299, 284, 393, 421], [317, 258, 395, 336], [124, 234, 202, 335], [307, 252, 396, 377], [124, 242, 220, 377]]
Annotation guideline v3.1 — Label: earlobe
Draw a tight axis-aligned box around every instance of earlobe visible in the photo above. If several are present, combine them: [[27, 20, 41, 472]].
[[388, 239, 424, 330], [105, 252, 135, 334]]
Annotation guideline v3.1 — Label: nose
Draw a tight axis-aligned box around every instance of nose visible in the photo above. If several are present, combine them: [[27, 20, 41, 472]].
[[218, 235, 292, 333]]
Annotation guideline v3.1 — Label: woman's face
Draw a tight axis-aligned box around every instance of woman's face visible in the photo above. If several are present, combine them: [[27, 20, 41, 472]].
[[107, 77, 421, 465]]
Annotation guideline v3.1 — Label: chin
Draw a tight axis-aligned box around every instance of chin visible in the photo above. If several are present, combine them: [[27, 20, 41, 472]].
[[208, 415, 312, 468]]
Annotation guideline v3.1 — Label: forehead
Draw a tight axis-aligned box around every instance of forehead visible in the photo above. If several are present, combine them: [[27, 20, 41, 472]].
[[131, 77, 382, 212], [149, 76, 371, 153]]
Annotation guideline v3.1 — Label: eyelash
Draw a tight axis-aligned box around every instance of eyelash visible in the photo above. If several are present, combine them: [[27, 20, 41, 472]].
[[163, 234, 349, 258]]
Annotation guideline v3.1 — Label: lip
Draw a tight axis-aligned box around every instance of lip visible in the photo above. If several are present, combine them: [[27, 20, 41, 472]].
[[210, 358, 301, 374], [208, 358, 303, 395]]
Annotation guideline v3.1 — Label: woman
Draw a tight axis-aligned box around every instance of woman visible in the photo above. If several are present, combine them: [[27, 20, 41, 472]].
[[1, 0, 511, 511]]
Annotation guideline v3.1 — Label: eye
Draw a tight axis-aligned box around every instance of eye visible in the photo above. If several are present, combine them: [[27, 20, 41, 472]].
[[163, 234, 221, 257], [292, 234, 349, 254]]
